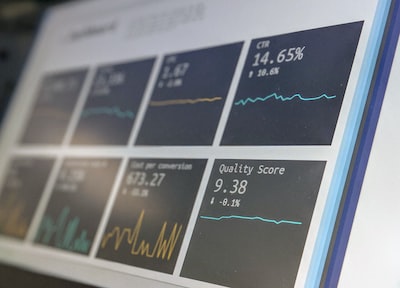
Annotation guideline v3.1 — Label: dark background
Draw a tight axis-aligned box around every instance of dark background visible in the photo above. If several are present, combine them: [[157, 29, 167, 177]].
[[35, 158, 121, 255], [222, 22, 363, 145], [0, 263, 97, 288], [182, 159, 326, 288], [21, 69, 87, 144], [71, 58, 155, 146], [0, 0, 72, 127], [0, 157, 54, 239], [97, 158, 206, 274], [136, 42, 242, 146]]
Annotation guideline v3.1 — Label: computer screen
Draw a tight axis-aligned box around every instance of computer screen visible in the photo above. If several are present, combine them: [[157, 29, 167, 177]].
[[0, 0, 393, 287], [337, 11, 400, 287]]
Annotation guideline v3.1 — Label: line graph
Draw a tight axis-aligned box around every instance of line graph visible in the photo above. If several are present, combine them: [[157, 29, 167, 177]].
[[81, 106, 135, 119], [234, 93, 336, 106], [200, 215, 302, 225], [149, 97, 222, 107], [101, 210, 182, 261], [35, 206, 91, 254]]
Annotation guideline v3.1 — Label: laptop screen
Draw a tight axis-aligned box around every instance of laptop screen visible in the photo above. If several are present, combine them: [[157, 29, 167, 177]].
[[0, 0, 392, 287]]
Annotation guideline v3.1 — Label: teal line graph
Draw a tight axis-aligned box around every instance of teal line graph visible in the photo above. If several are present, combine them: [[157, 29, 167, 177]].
[[234, 93, 337, 106], [200, 215, 302, 225], [81, 106, 135, 119], [35, 206, 91, 254]]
